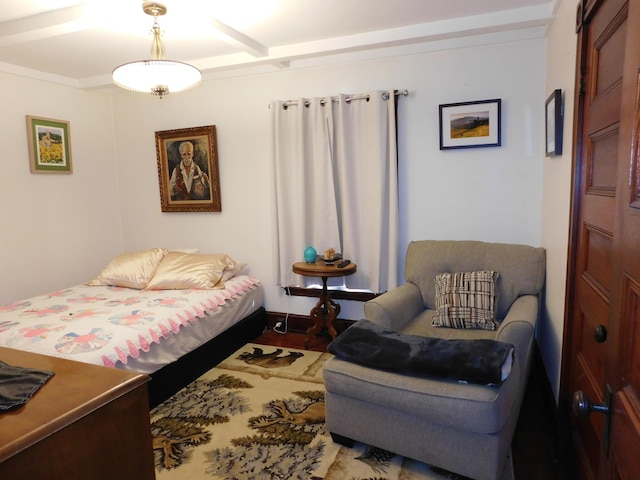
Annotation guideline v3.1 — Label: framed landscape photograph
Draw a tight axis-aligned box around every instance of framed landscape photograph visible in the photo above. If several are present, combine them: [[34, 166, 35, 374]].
[[155, 125, 221, 213], [439, 99, 502, 150], [545, 89, 563, 156], [26, 115, 72, 173]]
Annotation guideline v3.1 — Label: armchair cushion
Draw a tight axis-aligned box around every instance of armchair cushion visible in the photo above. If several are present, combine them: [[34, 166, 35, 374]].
[[328, 319, 514, 385], [432, 270, 500, 330]]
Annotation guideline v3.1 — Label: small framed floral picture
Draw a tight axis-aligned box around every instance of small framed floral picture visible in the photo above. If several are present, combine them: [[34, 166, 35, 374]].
[[26, 115, 73, 173]]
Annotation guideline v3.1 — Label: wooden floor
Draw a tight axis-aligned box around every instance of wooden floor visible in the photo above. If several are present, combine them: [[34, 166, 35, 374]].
[[254, 328, 573, 480]]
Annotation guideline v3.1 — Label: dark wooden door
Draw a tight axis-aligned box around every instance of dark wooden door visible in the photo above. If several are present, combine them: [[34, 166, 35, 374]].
[[563, 0, 640, 478]]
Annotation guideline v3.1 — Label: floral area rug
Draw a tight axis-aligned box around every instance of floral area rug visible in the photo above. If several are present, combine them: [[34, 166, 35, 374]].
[[150, 343, 514, 480]]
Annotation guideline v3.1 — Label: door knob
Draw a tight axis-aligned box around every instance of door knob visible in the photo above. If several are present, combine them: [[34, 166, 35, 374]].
[[594, 324, 607, 343], [572, 390, 609, 418], [572, 387, 613, 457]]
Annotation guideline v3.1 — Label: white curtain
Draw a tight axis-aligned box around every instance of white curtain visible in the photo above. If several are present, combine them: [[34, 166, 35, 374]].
[[271, 91, 399, 293]]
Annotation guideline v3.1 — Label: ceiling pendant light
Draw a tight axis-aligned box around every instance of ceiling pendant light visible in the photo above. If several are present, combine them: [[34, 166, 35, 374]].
[[112, 1, 202, 99]]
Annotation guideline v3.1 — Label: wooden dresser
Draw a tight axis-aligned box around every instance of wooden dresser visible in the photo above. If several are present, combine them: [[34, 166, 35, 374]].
[[0, 346, 155, 479]]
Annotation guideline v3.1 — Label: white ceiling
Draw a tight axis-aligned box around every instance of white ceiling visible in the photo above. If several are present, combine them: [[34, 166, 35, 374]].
[[0, 0, 558, 90]]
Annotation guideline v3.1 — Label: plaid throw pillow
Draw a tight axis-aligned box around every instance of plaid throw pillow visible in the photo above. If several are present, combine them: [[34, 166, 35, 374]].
[[432, 271, 500, 330]]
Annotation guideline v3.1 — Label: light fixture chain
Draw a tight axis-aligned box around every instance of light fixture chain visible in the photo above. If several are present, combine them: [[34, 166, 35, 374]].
[[150, 18, 166, 61]]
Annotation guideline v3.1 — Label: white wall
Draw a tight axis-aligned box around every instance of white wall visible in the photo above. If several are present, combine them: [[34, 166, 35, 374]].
[[110, 34, 546, 321], [0, 73, 122, 304], [0, 19, 576, 396], [399, 46, 544, 247], [540, 0, 577, 401]]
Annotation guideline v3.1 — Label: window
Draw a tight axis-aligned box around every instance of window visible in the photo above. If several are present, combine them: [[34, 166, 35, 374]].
[[271, 91, 401, 294]]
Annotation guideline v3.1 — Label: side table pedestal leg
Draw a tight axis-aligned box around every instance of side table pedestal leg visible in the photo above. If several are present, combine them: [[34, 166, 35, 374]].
[[304, 277, 340, 349]]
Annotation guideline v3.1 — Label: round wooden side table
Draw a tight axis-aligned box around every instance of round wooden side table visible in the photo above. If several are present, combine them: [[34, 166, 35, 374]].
[[292, 259, 357, 349]]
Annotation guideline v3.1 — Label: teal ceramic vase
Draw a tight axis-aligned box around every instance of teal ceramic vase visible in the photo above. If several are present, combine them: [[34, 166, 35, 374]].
[[304, 246, 317, 263]]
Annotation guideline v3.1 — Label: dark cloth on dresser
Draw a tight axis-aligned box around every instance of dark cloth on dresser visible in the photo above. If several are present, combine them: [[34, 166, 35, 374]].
[[0, 360, 54, 411]]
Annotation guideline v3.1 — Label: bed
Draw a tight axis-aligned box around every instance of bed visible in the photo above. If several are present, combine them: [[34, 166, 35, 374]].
[[0, 249, 266, 407]]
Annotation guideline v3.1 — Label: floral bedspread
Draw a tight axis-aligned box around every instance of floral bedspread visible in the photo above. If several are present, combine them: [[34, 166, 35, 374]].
[[0, 275, 260, 368]]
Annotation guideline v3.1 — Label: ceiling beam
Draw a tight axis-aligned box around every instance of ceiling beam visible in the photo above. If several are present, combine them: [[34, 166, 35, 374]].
[[0, 4, 270, 60], [0, 4, 95, 47], [207, 17, 268, 58], [192, 4, 553, 74]]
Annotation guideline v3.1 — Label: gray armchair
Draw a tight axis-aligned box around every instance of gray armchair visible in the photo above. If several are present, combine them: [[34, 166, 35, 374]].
[[323, 240, 546, 480]]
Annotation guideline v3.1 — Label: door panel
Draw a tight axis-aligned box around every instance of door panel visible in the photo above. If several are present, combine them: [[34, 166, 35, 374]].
[[564, 0, 640, 479], [582, 224, 613, 295], [587, 125, 619, 194], [610, 391, 640, 480], [563, 0, 627, 479], [607, 8, 640, 470], [583, 196, 616, 232], [592, 20, 625, 99]]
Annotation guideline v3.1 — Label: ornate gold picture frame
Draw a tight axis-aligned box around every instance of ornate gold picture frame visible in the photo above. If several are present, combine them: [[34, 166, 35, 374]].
[[155, 125, 221, 212]]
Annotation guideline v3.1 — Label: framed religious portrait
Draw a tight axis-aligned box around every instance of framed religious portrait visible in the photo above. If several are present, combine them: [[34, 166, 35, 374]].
[[26, 115, 73, 173], [155, 125, 221, 212], [439, 99, 502, 150]]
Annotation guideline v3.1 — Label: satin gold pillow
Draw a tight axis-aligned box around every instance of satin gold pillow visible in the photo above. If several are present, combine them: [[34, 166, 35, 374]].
[[145, 252, 235, 290], [87, 248, 168, 289], [221, 261, 247, 281]]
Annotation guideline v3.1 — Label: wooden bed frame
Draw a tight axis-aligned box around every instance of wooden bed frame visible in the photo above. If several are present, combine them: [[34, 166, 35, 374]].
[[147, 306, 266, 408]]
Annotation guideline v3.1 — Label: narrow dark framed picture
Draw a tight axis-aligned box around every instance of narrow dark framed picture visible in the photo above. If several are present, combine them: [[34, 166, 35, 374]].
[[155, 125, 221, 213], [439, 99, 501, 150], [545, 89, 563, 156], [26, 115, 73, 174]]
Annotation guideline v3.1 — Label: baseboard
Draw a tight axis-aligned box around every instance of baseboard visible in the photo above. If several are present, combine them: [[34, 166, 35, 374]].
[[265, 311, 311, 332], [266, 311, 354, 333]]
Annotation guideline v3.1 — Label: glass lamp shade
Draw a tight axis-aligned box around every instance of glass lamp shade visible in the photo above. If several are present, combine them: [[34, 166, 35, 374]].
[[112, 59, 202, 98]]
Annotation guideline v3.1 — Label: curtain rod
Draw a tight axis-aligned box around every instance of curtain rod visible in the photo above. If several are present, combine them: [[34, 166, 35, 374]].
[[275, 89, 409, 109]]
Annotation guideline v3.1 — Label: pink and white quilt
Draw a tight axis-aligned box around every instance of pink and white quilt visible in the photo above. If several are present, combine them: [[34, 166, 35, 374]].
[[0, 275, 260, 368]]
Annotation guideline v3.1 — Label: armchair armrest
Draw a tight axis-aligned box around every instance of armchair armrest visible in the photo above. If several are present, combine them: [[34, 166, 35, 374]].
[[364, 283, 424, 331], [495, 295, 538, 379]]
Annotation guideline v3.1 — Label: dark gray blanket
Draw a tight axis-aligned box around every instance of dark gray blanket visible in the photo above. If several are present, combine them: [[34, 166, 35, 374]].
[[328, 319, 514, 385], [0, 361, 54, 411]]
